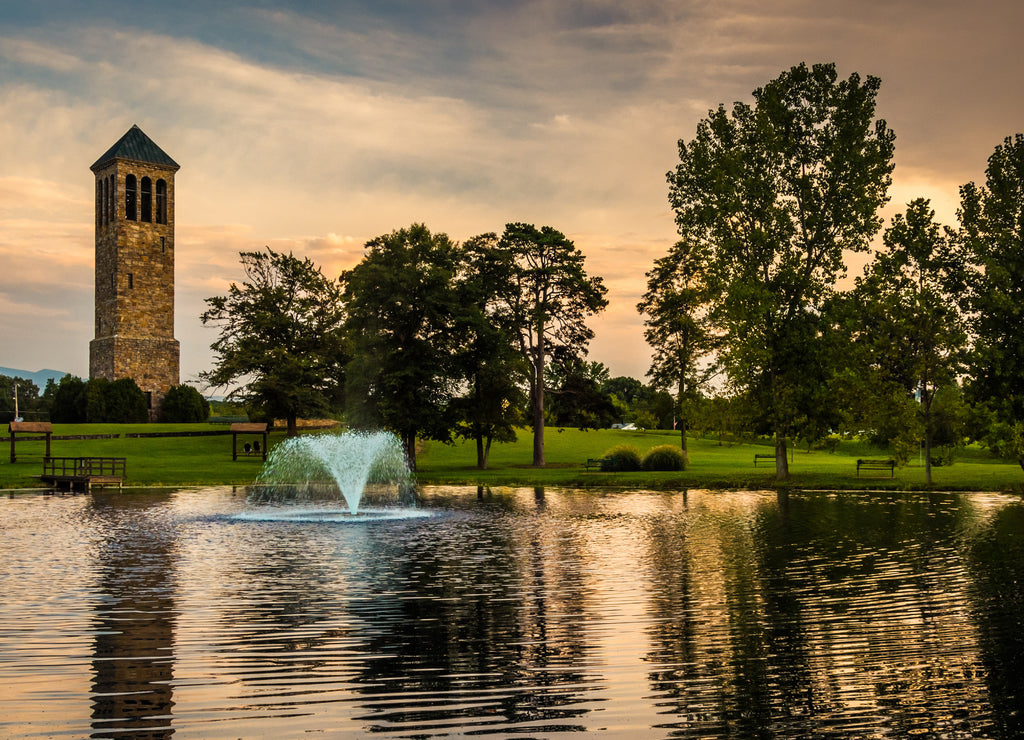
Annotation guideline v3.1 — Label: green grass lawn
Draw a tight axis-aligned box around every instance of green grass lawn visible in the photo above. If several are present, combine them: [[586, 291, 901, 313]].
[[1, 423, 1022, 492], [0, 424, 272, 488], [416, 427, 1024, 492]]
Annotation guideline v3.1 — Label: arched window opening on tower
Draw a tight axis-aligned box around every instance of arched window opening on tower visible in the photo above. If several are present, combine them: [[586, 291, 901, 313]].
[[102, 177, 108, 226], [141, 177, 152, 223], [96, 179, 103, 227], [156, 179, 167, 224], [125, 174, 137, 221], [108, 175, 115, 223]]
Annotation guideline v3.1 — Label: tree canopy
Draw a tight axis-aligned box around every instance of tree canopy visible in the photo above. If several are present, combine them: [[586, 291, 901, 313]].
[[200, 248, 347, 436], [452, 233, 529, 469], [638, 239, 720, 451], [340, 224, 464, 468], [847, 199, 969, 480], [495, 223, 608, 466], [667, 61, 895, 478], [961, 134, 1024, 469]]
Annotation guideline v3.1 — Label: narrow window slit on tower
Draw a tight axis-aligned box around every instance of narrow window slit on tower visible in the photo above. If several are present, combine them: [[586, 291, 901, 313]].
[[125, 174, 137, 220], [156, 179, 167, 224], [141, 177, 152, 222]]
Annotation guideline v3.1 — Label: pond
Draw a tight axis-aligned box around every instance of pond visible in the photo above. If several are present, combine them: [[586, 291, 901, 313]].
[[1, 486, 1022, 738]]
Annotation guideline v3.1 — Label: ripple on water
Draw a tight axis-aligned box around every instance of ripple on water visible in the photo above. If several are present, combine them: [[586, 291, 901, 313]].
[[0, 487, 1022, 739], [232, 506, 435, 523]]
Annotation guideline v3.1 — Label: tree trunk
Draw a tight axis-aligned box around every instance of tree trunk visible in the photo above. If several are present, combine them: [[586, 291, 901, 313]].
[[404, 431, 417, 471], [475, 433, 485, 469], [483, 436, 493, 470], [922, 388, 933, 485], [775, 433, 790, 480], [531, 342, 546, 467], [677, 381, 688, 453], [532, 382, 545, 466], [924, 435, 933, 485], [286, 413, 298, 437]]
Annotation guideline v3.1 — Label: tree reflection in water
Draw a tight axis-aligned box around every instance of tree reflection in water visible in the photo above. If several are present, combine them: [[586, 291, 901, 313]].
[[0, 486, 1022, 738]]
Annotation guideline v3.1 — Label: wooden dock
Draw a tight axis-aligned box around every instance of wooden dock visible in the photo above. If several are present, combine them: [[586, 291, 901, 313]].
[[41, 457, 126, 492]]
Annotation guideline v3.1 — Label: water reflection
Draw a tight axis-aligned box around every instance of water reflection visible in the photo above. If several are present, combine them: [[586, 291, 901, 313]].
[[89, 490, 178, 739], [0, 487, 1022, 738], [967, 502, 1024, 738]]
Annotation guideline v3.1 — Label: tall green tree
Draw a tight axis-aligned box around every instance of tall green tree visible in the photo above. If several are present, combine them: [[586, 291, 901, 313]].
[[852, 199, 968, 481], [453, 233, 528, 469], [667, 62, 895, 478], [961, 134, 1024, 469], [637, 239, 720, 452], [495, 223, 608, 467], [200, 248, 347, 436], [340, 224, 463, 468]]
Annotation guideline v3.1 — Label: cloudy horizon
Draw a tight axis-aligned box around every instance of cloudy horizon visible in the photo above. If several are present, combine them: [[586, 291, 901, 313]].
[[2, 0, 1022, 386]]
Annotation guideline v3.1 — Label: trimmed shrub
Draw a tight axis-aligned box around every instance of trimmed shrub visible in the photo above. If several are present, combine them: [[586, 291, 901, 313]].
[[602, 444, 643, 472], [162, 384, 211, 422], [105, 377, 149, 423], [642, 444, 688, 471]]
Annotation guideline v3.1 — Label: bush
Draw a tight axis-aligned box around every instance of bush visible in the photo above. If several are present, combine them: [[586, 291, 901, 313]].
[[49, 375, 148, 423], [642, 444, 688, 471], [162, 384, 210, 422], [105, 378, 149, 423], [602, 444, 643, 472], [49, 375, 86, 423]]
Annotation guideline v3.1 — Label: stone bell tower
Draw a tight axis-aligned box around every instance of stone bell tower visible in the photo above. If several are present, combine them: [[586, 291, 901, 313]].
[[89, 125, 180, 419]]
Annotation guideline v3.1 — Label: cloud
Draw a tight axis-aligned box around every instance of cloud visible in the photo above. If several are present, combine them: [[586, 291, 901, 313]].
[[0, 36, 81, 73], [1, 1, 1023, 383]]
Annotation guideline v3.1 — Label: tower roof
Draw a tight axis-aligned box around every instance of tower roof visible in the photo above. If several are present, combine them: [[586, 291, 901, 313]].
[[91, 124, 180, 172]]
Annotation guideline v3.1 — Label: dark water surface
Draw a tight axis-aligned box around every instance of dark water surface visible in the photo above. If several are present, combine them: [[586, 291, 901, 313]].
[[1, 486, 1023, 738]]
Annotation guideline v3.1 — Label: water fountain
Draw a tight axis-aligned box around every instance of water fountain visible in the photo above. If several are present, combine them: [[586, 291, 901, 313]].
[[243, 430, 423, 521]]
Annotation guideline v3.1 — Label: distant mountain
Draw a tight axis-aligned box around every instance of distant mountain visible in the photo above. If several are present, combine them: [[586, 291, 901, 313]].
[[0, 367, 78, 393]]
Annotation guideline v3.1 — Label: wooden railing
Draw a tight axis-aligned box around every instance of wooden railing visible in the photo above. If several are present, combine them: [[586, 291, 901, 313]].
[[42, 457, 127, 478]]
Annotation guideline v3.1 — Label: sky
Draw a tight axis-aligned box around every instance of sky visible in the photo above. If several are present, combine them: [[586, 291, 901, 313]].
[[1, 0, 1023, 387]]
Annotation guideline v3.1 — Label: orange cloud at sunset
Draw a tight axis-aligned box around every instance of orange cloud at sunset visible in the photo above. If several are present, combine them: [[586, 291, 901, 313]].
[[1, 1, 1022, 384]]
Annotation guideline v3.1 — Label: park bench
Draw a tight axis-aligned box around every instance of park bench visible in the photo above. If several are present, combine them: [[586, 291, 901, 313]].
[[753, 453, 775, 466], [585, 458, 612, 471], [856, 458, 895, 477], [231, 422, 268, 461]]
